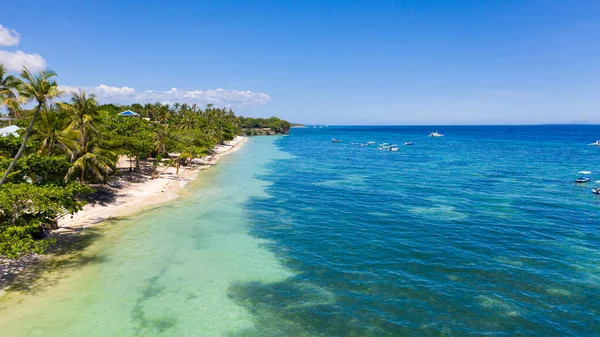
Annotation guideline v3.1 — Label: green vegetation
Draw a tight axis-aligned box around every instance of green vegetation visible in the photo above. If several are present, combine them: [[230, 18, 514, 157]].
[[239, 116, 291, 135], [0, 64, 290, 259]]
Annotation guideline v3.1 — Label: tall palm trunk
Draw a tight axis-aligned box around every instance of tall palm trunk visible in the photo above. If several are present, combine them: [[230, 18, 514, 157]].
[[80, 157, 85, 183], [79, 119, 87, 183], [0, 104, 42, 187]]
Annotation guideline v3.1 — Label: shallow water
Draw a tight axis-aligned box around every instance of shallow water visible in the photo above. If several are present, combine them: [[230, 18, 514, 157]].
[[1, 126, 600, 336], [0, 136, 294, 336]]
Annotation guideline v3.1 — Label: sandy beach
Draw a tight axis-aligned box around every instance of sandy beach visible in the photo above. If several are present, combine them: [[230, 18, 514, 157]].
[[0, 136, 247, 291], [56, 136, 247, 233]]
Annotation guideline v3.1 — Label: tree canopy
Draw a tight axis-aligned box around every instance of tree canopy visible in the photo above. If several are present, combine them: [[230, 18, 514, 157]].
[[0, 63, 290, 259]]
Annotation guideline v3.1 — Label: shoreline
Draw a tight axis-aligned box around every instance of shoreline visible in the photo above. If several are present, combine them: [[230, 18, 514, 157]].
[[56, 135, 248, 233], [0, 136, 248, 293]]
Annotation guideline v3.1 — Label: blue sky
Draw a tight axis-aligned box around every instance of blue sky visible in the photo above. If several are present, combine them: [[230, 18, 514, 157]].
[[1, 0, 600, 124]]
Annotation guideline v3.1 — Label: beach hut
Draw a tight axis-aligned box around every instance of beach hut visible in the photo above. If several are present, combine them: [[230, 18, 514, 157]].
[[118, 110, 141, 117], [0, 125, 21, 137]]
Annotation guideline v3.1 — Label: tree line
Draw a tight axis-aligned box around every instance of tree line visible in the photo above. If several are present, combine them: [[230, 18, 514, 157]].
[[238, 116, 291, 135], [0, 65, 289, 258]]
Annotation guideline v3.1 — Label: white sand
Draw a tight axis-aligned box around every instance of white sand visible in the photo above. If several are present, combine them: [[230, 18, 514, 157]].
[[56, 136, 248, 233]]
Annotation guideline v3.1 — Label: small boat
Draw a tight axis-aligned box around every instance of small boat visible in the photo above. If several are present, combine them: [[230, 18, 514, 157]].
[[389, 147, 399, 152], [429, 131, 444, 137], [593, 182, 600, 194], [588, 140, 600, 146], [404, 142, 413, 146], [331, 139, 341, 143], [575, 171, 592, 183], [367, 141, 376, 145]]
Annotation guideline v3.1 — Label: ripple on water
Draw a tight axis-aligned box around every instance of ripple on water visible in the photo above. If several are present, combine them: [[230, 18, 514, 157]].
[[408, 205, 468, 221]]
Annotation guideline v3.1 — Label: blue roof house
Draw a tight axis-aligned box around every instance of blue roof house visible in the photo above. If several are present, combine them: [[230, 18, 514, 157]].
[[118, 110, 141, 117]]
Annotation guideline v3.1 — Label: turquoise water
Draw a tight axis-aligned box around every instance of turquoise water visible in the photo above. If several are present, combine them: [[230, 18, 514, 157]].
[[1, 126, 600, 336], [242, 126, 600, 336], [0, 136, 294, 336]]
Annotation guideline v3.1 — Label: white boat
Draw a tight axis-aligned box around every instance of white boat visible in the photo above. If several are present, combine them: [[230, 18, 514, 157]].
[[429, 130, 444, 137], [367, 141, 376, 145], [588, 140, 600, 146], [593, 181, 600, 194], [389, 147, 399, 152], [576, 171, 592, 183], [404, 142, 413, 146]]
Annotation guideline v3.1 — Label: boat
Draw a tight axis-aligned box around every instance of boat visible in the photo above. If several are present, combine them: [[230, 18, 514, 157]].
[[367, 141, 376, 145], [588, 140, 600, 146], [429, 131, 444, 137], [404, 142, 413, 146], [575, 171, 592, 183], [593, 181, 600, 194], [389, 147, 399, 152], [331, 139, 341, 143]]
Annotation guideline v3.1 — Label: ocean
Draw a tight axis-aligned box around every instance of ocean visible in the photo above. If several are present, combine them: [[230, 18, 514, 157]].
[[0, 126, 599, 336]]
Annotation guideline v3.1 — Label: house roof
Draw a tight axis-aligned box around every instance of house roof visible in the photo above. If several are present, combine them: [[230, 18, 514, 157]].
[[118, 110, 141, 117], [0, 125, 21, 137]]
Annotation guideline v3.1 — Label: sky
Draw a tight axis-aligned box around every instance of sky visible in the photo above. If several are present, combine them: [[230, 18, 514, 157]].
[[1, 0, 599, 125]]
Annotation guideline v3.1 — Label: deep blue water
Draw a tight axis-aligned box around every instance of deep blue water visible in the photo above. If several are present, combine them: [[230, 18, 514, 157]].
[[234, 126, 600, 336]]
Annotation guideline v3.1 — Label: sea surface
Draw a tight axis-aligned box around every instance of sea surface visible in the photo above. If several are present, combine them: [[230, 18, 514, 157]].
[[1, 126, 600, 336]]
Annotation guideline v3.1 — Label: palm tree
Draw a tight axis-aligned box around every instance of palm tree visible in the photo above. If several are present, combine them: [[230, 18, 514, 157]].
[[58, 91, 102, 153], [0, 65, 19, 116], [0, 67, 60, 188], [154, 102, 169, 125], [153, 126, 168, 155], [32, 105, 81, 157], [66, 140, 115, 184], [179, 112, 198, 130]]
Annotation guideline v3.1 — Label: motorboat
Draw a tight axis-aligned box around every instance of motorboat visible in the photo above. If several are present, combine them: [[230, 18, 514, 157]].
[[404, 142, 413, 146], [575, 171, 592, 183], [389, 147, 399, 152], [331, 139, 341, 143], [593, 182, 600, 194], [429, 131, 444, 137], [367, 141, 376, 145], [588, 140, 600, 146]]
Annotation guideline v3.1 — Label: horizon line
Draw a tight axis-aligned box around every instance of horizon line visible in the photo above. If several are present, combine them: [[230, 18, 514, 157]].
[[296, 123, 600, 127]]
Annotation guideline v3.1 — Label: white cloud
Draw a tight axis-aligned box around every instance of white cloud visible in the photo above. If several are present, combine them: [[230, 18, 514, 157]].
[[0, 25, 20, 46], [0, 24, 47, 73], [96, 84, 135, 96], [58, 84, 271, 107], [0, 50, 46, 72]]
